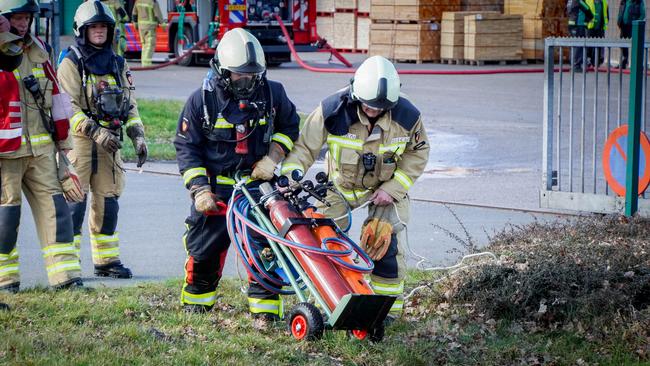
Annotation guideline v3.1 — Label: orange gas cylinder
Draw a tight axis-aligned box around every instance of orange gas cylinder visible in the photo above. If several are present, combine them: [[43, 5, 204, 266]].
[[264, 195, 354, 312], [303, 208, 373, 295]]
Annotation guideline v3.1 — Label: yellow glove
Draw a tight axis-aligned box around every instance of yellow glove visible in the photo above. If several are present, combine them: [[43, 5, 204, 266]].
[[251, 155, 277, 181], [61, 176, 85, 202], [193, 186, 218, 213], [360, 218, 394, 260]]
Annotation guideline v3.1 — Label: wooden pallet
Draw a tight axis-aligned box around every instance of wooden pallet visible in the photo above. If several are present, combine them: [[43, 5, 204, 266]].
[[464, 59, 527, 66], [441, 58, 464, 64], [394, 58, 440, 64], [335, 48, 369, 53]]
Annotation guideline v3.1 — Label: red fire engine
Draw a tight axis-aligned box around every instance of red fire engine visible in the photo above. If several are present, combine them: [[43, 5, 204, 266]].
[[122, 0, 318, 66]]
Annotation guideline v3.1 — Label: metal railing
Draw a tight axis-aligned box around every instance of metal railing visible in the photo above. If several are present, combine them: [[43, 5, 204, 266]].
[[541, 36, 650, 216]]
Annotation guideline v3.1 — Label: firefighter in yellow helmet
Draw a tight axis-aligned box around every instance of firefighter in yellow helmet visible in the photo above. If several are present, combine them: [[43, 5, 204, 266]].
[[99, 0, 129, 56], [57, 0, 148, 279], [281, 56, 430, 321], [132, 0, 163, 67], [0, 0, 85, 291]]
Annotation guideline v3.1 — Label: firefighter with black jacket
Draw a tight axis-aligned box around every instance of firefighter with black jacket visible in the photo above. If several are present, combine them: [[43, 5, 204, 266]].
[[174, 28, 299, 314]]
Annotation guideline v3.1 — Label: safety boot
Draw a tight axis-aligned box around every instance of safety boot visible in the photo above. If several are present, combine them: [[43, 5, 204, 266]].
[[94, 262, 132, 279], [0, 283, 19, 294], [54, 278, 85, 291], [0, 302, 9, 311], [183, 304, 212, 314]]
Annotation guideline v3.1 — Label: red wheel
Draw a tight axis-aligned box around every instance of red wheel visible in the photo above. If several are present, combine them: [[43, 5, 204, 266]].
[[291, 315, 308, 340], [287, 302, 324, 341], [351, 329, 368, 340]]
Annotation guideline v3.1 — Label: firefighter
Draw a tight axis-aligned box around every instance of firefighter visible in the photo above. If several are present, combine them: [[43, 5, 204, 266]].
[[100, 0, 129, 57], [586, 0, 608, 67], [617, 0, 645, 68], [132, 0, 163, 67], [567, 0, 594, 71], [174, 28, 299, 314], [57, 0, 148, 279], [281, 56, 430, 320], [0, 0, 85, 291]]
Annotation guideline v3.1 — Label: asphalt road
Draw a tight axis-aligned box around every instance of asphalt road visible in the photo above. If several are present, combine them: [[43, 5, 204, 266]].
[[11, 52, 568, 289]]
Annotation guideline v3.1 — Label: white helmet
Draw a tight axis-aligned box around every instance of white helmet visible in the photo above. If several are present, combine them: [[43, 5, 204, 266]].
[[351, 56, 400, 110], [210, 28, 266, 98], [0, 0, 39, 17], [72, 0, 115, 45]]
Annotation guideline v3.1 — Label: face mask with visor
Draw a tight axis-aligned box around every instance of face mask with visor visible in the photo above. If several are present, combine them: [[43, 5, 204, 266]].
[[92, 80, 130, 130]]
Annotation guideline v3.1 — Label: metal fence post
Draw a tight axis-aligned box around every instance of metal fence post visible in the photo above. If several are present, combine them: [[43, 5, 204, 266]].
[[625, 20, 646, 216], [542, 40, 555, 191]]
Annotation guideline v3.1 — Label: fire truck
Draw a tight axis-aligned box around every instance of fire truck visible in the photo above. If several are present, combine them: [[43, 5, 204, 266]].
[[122, 0, 319, 66]]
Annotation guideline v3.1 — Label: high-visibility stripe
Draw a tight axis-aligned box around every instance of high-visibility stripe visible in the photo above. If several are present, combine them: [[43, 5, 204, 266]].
[[393, 169, 413, 190], [0, 264, 19, 276], [90, 233, 119, 244], [0, 249, 18, 261], [371, 280, 404, 295], [29, 134, 52, 146], [257, 118, 267, 126], [182, 287, 217, 306], [214, 118, 233, 129], [280, 163, 303, 175], [90, 74, 117, 86], [70, 111, 86, 131], [271, 132, 293, 151], [0, 128, 22, 139], [183, 167, 207, 185], [13, 70, 20, 79], [31, 67, 45, 78], [248, 297, 282, 316], [379, 142, 407, 155], [327, 135, 363, 150], [46, 260, 81, 275], [390, 299, 404, 313], [42, 243, 78, 258], [125, 117, 143, 129], [92, 248, 120, 260], [330, 172, 370, 201], [214, 175, 252, 185]]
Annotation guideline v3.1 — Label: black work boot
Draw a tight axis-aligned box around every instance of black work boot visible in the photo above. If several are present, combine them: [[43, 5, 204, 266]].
[[0, 283, 19, 294], [183, 304, 212, 314], [94, 262, 132, 279], [54, 278, 85, 290], [0, 302, 10, 311]]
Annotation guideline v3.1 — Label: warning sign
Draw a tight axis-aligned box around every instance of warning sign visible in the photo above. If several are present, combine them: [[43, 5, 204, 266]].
[[602, 125, 650, 196]]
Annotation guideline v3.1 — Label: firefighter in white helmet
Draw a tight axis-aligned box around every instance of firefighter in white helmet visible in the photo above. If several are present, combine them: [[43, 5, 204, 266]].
[[57, 0, 148, 279], [174, 28, 299, 314], [281, 55, 430, 321], [0, 0, 84, 291]]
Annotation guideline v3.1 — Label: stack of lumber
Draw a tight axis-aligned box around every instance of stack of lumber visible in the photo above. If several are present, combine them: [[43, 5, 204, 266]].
[[460, 0, 503, 12], [369, 21, 441, 62], [463, 13, 523, 62], [440, 11, 498, 61], [504, 0, 568, 60], [370, 0, 461, 22]]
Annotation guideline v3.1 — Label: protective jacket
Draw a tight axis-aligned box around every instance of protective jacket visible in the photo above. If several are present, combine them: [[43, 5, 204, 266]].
[[568, 0, 593, 26], [586, 0, 609, 30], [0, 34, 72, 157], [618, 0, 646, 26], [132, 0, 163, 27], [281, 87, 429, 202], [175, 78, 299, 188]]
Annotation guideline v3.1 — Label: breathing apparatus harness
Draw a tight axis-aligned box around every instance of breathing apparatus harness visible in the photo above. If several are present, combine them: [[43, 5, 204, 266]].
[[68, 46, 133, 141], [200, 69, 275, 165]]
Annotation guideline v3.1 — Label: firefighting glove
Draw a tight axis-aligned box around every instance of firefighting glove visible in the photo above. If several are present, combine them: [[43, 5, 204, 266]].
[[251, 155, 277, 181], [126, 123, 147, 167], [360, 218, 394, 260], [91, 127, 122, 153], [191, 185, 219, 214], [57, 152, 84, 203]]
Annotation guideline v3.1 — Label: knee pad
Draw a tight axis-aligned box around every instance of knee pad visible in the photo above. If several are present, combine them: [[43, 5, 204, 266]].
[[0, 205, 20, 253], [69, 197, 87, 235], [372, 233, 399, 279], [53, 194, 73, 243], [100, 196, 119, 235]]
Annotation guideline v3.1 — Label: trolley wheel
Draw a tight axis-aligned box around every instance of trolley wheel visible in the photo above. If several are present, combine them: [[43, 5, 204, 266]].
[[287, 302, 324, 341], [174, 26, 195, 67], [349, 329, 368, 340]]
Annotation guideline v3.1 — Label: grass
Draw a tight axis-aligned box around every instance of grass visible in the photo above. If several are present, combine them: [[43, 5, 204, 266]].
[[120, 99, 307, 162], [121, 99, 184, 161]]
